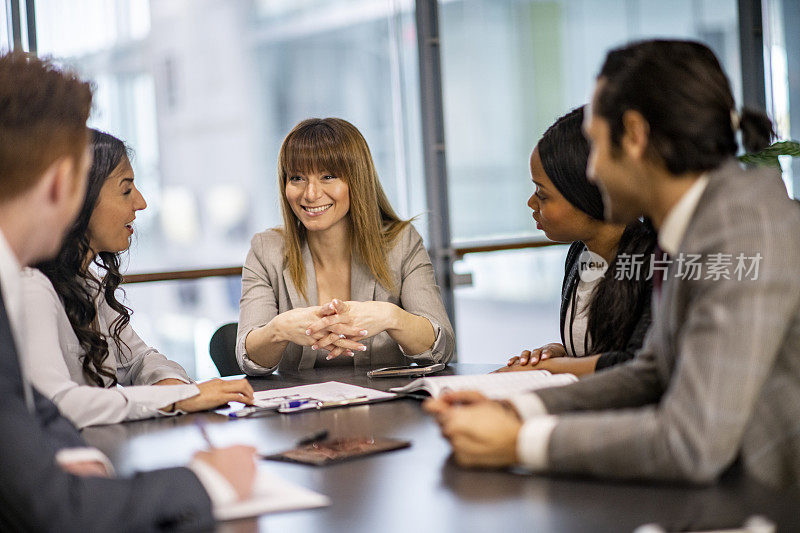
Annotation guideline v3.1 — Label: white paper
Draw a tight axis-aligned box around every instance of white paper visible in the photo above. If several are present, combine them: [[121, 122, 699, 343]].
[[214, 467, 330, 521], [253, 381, 396, 408], [390, 371, 578, 398]]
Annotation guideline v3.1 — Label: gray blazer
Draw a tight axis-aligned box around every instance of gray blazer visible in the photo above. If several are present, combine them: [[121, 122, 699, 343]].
[[533, 160, 800, 488], [236, 224, 455, 374]]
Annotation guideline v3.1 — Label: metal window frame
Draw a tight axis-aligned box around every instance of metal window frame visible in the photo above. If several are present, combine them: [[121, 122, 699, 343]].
[[8, 0, 35, 53], [415, 0, 455, 326], [738, 0, 767, 110]]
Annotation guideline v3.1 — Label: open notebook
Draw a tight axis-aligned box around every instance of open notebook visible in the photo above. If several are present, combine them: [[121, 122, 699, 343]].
[[390, 370, 578, 399], [215, 467, 330, 522]]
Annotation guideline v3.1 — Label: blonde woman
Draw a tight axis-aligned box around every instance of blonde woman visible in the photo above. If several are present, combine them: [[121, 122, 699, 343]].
[[237, 118, 455, 374]]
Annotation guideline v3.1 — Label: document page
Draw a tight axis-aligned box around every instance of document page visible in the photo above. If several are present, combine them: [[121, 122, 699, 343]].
[[215, 467, 330, 521], [253, 381, 396, 408]]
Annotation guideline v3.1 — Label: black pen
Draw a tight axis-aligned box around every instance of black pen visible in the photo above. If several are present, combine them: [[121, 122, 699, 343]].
[[194, 417, 215, 449], [296, 429, 329, 446]]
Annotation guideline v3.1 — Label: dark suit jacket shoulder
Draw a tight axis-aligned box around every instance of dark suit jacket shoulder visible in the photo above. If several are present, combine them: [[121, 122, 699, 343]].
[[0, 286, 214, 532]]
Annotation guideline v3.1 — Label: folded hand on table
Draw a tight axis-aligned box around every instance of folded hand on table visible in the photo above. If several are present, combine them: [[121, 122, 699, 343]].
[[430, 400, 523, 468], [501, 343, 567, 371], [497, 343, 599, 376], [305, 299, 397, 360], [160, 378, 255, 413], [422, 390, 490, 415]]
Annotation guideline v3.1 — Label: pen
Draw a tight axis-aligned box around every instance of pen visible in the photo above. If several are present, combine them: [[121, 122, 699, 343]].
[[194, 417, 215, 449], [277, 395, 370, 413], [284, 399, 314, 409], [228, 405, 278, 419], [317, 395, 369, 409]]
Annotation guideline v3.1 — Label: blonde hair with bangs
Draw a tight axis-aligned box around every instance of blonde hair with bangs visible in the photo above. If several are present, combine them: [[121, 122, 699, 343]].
[[277, 117, 409, 302]]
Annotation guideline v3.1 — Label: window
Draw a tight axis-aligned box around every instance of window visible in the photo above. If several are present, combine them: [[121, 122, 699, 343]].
[[23, 0, 767, 372], [34, 0, 426, 378], [441, 0, 742, 363], [764, 0, 800, 198]]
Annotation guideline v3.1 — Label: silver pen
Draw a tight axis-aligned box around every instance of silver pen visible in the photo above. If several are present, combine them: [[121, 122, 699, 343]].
[[278, 395, 369, 413]]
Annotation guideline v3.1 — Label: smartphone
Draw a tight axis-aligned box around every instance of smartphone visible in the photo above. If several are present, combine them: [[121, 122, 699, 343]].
[[366, 363, 445, 378]]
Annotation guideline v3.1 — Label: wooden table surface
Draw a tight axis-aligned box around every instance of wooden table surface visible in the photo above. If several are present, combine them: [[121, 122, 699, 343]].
[[81, 364, 800, 533]]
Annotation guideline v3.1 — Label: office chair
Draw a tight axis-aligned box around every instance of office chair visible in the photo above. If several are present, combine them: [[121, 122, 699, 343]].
[[209, 322, 242, 377]]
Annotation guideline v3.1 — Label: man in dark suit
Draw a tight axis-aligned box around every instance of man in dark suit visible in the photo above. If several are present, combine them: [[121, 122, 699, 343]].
[[426, 40, 800, 489], [0, 52, 256, 531]]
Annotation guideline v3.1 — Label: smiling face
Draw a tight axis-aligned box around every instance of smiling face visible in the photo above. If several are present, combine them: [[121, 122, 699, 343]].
[[527, 148, 596, 243], [87, 156, 147, 254], [284, 170, 350, 233], [584, 81, 648, 225]]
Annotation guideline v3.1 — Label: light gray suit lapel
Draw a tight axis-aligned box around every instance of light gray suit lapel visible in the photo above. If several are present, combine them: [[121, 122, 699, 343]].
[[350, 254, 376, 365], [283, 241, 319, 369]]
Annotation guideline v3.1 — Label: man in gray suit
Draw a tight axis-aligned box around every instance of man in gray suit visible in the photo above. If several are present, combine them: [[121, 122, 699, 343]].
[[427, 40, 800, 489], [0, 52, 256, 530]]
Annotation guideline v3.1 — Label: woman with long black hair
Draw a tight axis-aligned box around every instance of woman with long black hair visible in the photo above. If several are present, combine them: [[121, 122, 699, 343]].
[[19, 129, 254, 429], [502, 106, 656, 376]]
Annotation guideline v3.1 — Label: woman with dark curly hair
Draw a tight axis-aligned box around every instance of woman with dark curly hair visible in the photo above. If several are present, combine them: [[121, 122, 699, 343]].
[[19, 129, 254, 428]]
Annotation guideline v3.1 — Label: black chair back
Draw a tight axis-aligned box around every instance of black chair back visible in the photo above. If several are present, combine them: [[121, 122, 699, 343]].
[[209, 322, 242, 377]]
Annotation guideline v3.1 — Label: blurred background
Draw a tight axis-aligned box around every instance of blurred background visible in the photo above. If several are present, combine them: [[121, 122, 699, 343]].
[[3, 0, 797, 378]]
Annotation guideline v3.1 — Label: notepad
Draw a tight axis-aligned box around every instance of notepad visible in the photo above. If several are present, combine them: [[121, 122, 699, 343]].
[[252, 381, 397, 409], [214, 467, 330, 521], [389, 370, 578, 399]]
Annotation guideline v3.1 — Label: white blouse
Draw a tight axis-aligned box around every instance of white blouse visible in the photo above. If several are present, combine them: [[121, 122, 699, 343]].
[[562, 276, 601, 358], [19, 268, 199, 428]]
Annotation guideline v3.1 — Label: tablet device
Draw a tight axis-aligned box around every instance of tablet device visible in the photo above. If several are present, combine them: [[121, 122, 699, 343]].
[[262, 437, 411, 466], [366, 363, 445, 378]]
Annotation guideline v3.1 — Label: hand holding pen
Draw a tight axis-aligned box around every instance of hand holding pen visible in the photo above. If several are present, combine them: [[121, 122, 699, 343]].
[[193, 417, 258, 499]]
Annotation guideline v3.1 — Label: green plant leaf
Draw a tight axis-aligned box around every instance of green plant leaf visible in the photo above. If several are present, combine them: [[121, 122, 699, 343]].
[[739, 140, 800, 170]]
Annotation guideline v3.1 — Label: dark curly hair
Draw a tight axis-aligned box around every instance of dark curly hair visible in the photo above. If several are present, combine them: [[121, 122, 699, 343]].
[[35, 129, 132, 387]]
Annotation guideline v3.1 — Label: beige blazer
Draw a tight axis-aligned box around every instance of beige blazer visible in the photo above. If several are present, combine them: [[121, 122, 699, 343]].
[[236, 224, 455, 374]]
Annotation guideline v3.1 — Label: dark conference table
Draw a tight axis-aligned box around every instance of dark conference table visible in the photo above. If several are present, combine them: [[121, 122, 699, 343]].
[[82, 364, 799, 532]]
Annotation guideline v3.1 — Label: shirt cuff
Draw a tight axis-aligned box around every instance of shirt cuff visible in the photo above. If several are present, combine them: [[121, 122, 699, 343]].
[[236, 328, 280, 376], [188, 458, 239, 508], [123, 384, 200, 418], [55, 447, 116, 476], [508, 392, 549, 420], [516, 416, 558, 471], [398, 319, 448, 363]]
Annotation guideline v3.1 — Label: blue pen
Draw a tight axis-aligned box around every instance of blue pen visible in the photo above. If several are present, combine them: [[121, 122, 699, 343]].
[[285, 399, 313, 409]]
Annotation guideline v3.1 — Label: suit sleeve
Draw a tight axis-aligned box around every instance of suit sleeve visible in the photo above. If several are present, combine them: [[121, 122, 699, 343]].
[[396, 225, 455, 364], [0, 358, 214, 532], [535, 330, 664, 414], [32, 387, 84, 449], [236, 232, 282, 375]]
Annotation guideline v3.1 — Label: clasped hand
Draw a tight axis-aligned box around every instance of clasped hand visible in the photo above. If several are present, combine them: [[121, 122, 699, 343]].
[[423, 391, 523, 468], [279, 299, 394, 360]]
